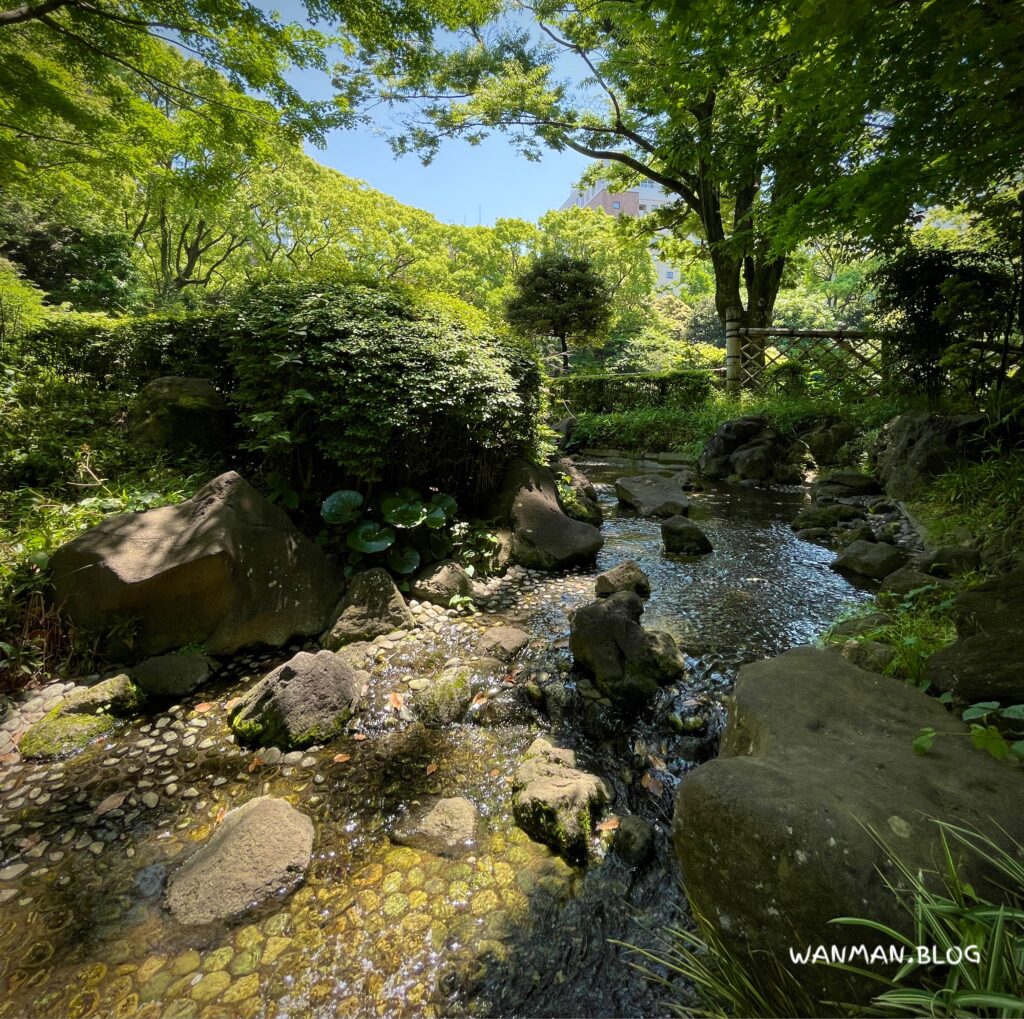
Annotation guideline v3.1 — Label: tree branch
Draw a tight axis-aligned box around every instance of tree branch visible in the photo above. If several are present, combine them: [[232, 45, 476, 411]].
[[0, 0, 73, 27]]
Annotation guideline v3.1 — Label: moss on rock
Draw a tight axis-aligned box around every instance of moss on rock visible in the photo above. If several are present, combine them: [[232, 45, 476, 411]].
[[412, 666, 472, 727], [19, 709, 115, 760]]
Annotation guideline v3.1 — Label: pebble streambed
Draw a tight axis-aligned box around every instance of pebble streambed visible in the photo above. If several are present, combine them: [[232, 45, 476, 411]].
[[0, 459, 872, 1019]]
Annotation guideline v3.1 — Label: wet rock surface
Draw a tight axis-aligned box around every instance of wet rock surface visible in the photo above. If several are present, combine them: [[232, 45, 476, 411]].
[[133, 653, 218, 697], [390, 796, 480, 858], [614, 474, 691, 518], [661, 516, 713, 555], [165, 796, 314, 925], [322, 567, 416, 649]]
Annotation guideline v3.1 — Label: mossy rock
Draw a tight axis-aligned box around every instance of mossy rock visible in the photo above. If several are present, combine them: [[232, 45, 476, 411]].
[[412, 666, 472, 727], [60, 674, 145, 718], [18, 709, 115, 760], [790, 504, 864, 531]]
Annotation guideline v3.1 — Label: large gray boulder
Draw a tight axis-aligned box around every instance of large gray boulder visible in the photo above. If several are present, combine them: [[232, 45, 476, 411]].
[[494, 458, 603, 570], [875, 410, 985, 498], [132, 653, 217, 697], [801, 420, 857, 467], [126, 377, 234, 456], [229, 650, 362, 748], [831, 539, 906, 579], [321, 568, 415, 650], [569, 591, 684, 709], [165, 797, 313, 925], [390, 796, 480, 857], [49, 472, 340, 658], [512, 737, 613, 862], [614, 474, 690, 518], [661, 516, 713, 555], [479, 625, 530, 661], [911, 546, 981, 578], [811, 470, 882, 500], [409, 560, 472, 607], [925, 633, 1023, 705], [412, 663, 474, 727], [673, 647, 1024, 1001], [949, 568, 1024, 640]]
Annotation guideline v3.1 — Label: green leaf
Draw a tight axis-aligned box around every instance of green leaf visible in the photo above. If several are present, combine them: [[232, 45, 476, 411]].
[[970, 724, 1011, 761], [1010, 740, 1024, 762], [386, 544, 421, 575], [429, 493, 458, 518], [346, 521, 395, 554], [424, 506, 449, 529], [997, 704, 1024, 721], [283, 387, 316, 404], [381, 495, 427, 528], [322, 490, 364, 525], [912, 728, 936, 756], [962, 702, 1001, 722]]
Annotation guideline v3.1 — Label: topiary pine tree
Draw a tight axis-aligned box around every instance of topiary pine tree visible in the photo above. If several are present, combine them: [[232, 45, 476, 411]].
[[504, 253, 613, 375]]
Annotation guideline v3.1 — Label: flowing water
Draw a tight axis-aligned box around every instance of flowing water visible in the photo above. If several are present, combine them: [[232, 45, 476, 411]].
[[0, 459, 872, 1019]]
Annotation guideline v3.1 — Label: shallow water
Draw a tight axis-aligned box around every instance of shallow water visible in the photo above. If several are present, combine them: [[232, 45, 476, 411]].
[[0, 460, 871, 1019]]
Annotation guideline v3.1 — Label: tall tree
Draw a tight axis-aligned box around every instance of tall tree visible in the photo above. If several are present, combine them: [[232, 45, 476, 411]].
[[505, 252, 612, 373]]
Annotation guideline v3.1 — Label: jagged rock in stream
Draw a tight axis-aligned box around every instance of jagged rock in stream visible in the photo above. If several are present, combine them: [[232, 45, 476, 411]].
[[800, 420, 857, 467], [661, 516, 713, 555], [673, 646, 1024, 1003], [412, 663, 474, 727], [810, 470, 882, 500], [126, 377, 234, 456], [614, 815, 654, 868], [594, 559, 651, 600], [790, 502, 865, 531], [322, 568, 415, 649], [875, 409, 986, 498], [554, 457, 603, 526], [60, 673, 144, 716], [493, 458, 604, 570], [613, 474, 690, 518], [831, 539, 906, 579], [229, 650, 362, 749], [479, 625, 530, 661], [133, 653, 218, 697], [50, 471, 341, 658], [409, 560, 472, 607], [512, 737, 613, 862], [390, 797, 480, 857], [165, 796, 313, 925], [569, 591, 684, 709]]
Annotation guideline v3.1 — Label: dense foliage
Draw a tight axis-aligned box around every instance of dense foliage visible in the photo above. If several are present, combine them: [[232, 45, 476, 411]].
[[548, 369, 715, 415], [228, 282, 541, 501]]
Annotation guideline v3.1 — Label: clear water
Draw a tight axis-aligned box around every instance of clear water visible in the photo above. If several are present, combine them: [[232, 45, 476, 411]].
[[0, 460, 871, 1019]]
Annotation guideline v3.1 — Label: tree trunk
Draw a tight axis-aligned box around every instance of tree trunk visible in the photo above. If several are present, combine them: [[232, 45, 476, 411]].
[[710, 247, 786, 371], [559, 335, 570, 375]]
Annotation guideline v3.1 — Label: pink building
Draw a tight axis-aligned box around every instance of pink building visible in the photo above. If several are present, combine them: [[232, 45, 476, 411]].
[[560, 179, 681, 288]]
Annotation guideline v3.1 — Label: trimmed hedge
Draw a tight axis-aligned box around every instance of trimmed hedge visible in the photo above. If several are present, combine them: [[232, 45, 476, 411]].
[[548, 368, 717, 413], [21, 312, 232, 390]]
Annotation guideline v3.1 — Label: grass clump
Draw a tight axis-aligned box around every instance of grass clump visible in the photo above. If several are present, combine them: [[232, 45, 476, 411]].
[[570, 392, 907, 464], [913, 451, 1024, 571]]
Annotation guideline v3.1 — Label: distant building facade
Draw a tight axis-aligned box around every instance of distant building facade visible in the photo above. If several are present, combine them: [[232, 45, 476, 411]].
[[560, 179, 680, 288]]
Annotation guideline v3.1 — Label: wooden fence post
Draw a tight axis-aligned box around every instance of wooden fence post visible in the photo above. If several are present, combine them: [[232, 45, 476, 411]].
[[725, 306, 742, 395]]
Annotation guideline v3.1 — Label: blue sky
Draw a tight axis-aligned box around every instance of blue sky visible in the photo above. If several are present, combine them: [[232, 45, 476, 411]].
[[269, 4, 592, 226]]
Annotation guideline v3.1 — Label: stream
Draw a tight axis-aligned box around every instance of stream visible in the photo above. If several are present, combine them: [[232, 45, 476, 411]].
[[0, 458, 872, 1019]]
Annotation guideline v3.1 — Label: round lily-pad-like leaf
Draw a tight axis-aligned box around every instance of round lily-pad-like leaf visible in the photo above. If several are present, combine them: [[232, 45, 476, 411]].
[[322, 490, 364, 524], [381, 495, 427, 529], [424, 506, 449, 529], [429, 493, 458, 518], [346, 521, 396, 554], [386, 545, 421, 575]]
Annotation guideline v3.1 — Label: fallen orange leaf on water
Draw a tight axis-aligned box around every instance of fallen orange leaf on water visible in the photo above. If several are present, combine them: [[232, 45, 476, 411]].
[[333, 753, 351, 763], [489, 768, 500, 778], [641, 771, 664, 797], [647, 753, 667, 770], [596, 816, 621, 832], [388, 691, 404, 711], [214, 805, 227, 825], [353, 733, 368, 742], [502, 674, 517, 685], [94, 792, 127, 816], [247, 756, 263, 773], [224, 697, 242, 713], [425, 762, 438, 776], [471, 692, 488, 706], [194, 702, 215, 714]]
